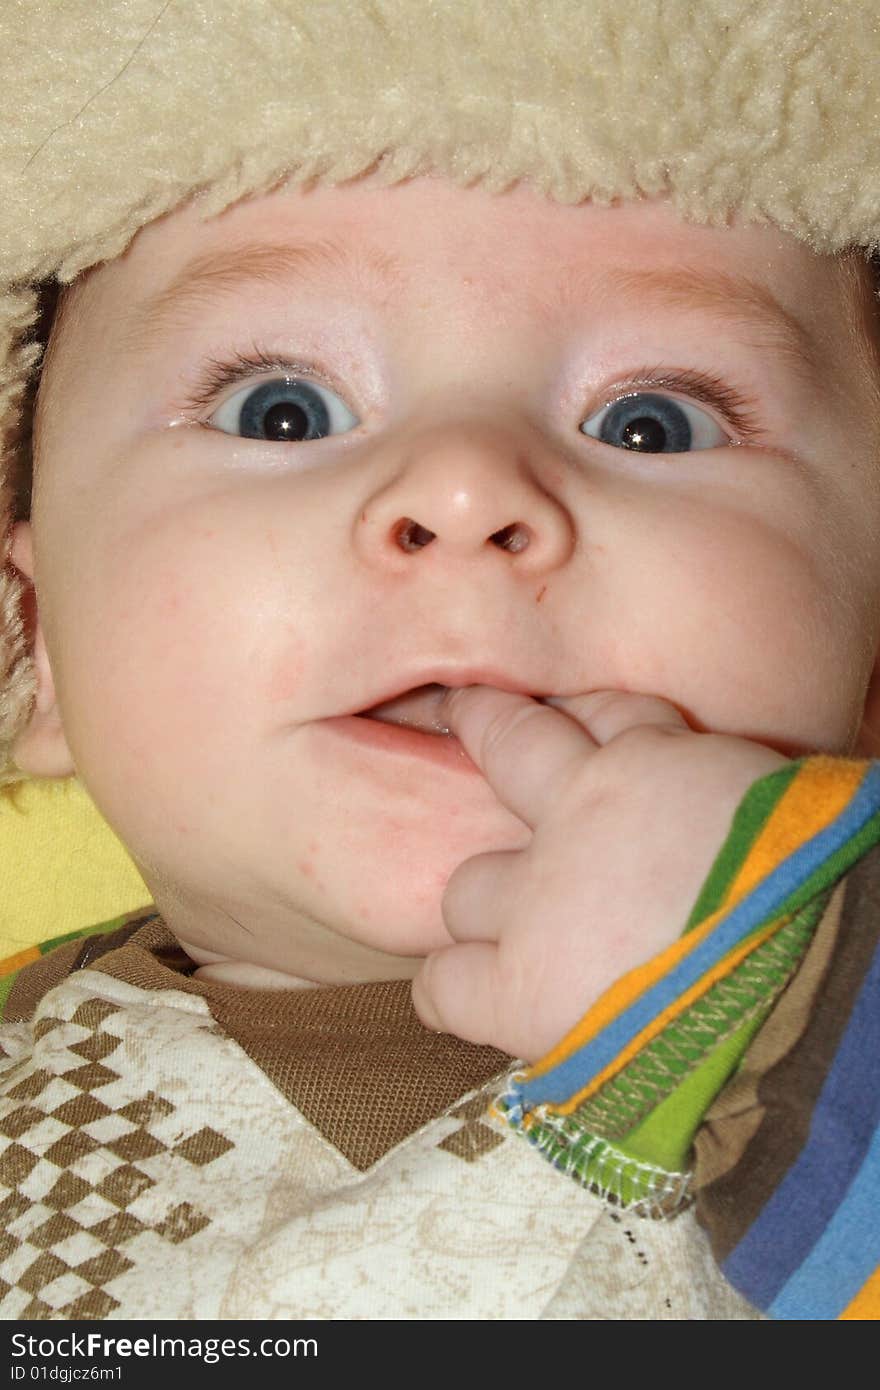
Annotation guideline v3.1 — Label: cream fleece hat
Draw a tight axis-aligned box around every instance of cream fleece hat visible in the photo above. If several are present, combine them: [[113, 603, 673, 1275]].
[[1, 0, 879, 783]]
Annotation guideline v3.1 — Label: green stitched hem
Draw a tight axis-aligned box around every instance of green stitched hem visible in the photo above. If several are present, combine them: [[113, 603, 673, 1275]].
[[571, 893, 826, 1143], [496, 893, 830, 1208], [493, 1095, 692, 1215]]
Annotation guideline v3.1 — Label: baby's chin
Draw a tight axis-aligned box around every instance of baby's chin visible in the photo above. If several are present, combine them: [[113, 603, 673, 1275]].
[[137, 826, 469, 984]]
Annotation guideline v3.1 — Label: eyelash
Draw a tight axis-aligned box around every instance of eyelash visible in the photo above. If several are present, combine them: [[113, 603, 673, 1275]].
[[179, 348, 766, 444], [181, 347, 342, 414], [590, 366, 765, 444]]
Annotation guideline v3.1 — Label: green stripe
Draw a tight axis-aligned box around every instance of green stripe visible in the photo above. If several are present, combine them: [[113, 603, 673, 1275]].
[[684, 760, 801, 931], [0, 912, 153, 1024], [36, 914, 139, 958], [620, 1010, 770, 1172], [0, 969, 21, 1020]]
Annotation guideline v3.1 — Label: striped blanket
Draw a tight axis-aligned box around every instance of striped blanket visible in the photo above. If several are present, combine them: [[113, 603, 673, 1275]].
[[498, 756, 880, 1320]]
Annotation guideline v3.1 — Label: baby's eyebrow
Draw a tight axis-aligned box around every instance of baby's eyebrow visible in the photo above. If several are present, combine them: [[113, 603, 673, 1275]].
[[125, 238, 820, 383], [589, 266, 820, 381], [123, 238, 406, 349]]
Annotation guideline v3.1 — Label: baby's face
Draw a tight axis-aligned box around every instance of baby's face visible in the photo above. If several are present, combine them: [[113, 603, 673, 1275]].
[[18, 177, 880, 983]]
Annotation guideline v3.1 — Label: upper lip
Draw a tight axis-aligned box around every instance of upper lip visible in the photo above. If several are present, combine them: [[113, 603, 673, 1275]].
[[343, 665, 551, 717]]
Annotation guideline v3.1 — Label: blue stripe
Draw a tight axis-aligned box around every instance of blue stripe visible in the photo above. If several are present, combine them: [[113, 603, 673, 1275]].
[[723, 931, 880, 1309], [769, 1123, 880, 1320], [518, 763, 880, 1110]]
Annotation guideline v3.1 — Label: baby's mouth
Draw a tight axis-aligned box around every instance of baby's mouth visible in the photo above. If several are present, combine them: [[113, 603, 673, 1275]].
[[358, 683, 452, 736]]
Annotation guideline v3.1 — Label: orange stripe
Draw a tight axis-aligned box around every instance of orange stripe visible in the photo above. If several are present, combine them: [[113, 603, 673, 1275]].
[[546, 916, 782, 1116], [524, 900, 733, 1079], [839, 1266, 880, 1320], [0, 946, 40, 978], [723, 758, 864, 904]]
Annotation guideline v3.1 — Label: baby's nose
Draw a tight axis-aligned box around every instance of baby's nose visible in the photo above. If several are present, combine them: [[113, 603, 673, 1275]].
[[355, 416, 574, 574]]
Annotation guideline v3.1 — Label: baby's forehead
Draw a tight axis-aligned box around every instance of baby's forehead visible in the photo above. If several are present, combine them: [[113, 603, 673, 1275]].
[[90, 180, 779, 289], [60, 177, 875, 383]]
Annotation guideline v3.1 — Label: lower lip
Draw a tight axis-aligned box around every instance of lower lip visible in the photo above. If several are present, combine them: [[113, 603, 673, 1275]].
[[319, 716, 479, 772]]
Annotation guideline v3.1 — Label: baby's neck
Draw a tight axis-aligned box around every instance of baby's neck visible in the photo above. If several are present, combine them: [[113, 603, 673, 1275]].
[[146, 880, 423, 988], [179, 940, 320, 990]]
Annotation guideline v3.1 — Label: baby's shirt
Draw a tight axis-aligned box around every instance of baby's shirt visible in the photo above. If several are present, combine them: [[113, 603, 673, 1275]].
[[0, 758, 877, 1320], [0, 911, 757, 1320]]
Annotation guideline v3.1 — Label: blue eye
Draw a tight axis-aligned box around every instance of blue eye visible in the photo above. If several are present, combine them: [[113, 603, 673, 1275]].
[[580, 392, 728, 453], [210, 375, 359, 442]]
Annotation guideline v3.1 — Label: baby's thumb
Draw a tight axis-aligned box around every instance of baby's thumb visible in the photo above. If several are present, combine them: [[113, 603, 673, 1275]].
[[411, 942, 504, 1050]]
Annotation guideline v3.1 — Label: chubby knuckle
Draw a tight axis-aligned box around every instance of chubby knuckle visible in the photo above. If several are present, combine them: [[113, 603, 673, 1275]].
[[609, 721, 671, 761], [584, 722, 683, 802], [481, 699, 546, 760]]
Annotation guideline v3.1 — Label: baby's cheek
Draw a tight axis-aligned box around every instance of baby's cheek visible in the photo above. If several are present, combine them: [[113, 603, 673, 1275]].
[[48, 551, 237, 809], [613, 497, 865, 748], [263, 637, 310, 705]]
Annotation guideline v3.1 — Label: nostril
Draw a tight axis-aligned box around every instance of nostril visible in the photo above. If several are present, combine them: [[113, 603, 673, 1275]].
[[490, 522, 531, 553], [393, 518, 437, 553]]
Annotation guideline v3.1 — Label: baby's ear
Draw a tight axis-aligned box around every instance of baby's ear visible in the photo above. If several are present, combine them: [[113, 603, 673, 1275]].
[[8, 522, 75, 778], [855, 649, 880, 759]]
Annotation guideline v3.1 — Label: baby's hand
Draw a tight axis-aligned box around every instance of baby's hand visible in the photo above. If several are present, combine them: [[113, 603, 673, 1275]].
[[411, 688, 787, 1061]]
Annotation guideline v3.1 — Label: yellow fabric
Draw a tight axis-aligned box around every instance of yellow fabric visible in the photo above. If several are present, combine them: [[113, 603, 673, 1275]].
[[0, 778, 150, 957]]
